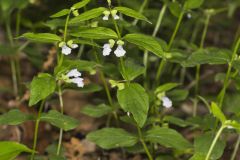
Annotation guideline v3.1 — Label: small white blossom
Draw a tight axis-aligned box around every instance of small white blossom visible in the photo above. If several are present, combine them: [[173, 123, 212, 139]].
[[71, 77, 84, 88], [103, 15, 109, 20], [114, 45, 126, 57], [66, 69, 81, 78], [113, 14, 120, 20], [127, 112, 130, 117], [103, 43, 112, 56], [162, 96, 172, 108], [71, 44, 79, 49], [61, 45, 72, 55], [187, 13, 192, 19]]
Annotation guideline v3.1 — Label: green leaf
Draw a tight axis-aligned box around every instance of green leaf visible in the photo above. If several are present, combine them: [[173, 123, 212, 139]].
[[163, 116, 192, 127], [73, 39, 100, 47], [29, 73, 56, 106], [72, 0, 90, 9], [71, 27, 118, 39], [81, 104, 112, 118], [21, 33, 62, 43], [154, 83, 180, 94], [50, 9, 70, 18], [87, 128, 138, 149], [124, 34, 164, 58], [184, 0, 204, 10], [194, 132, 226, 159], [183, 48, 231, 67], [145, 127, 192, 150], [64, 84, 102, 93], [114, 7, 150, 23], [69, 7, 106, 24], [168, 1, 182, 17], [232, 59, 240, 71], [0, 109, 34, 125], [0, 141, 34, 160], [167, 89, 189, 101], [117, 83, 149, 127], [210, 102, 226, 124], [54, 59, 98, 76], [0, 44, 18, 56], [120, 58, 145, 81], [40, 110, 79, 131]]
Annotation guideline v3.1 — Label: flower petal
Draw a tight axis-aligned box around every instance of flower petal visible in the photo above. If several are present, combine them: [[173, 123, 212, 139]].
[[67, 69, 81, 78]]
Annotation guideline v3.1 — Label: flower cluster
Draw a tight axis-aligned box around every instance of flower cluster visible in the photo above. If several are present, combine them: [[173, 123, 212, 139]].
[[103, 39, 126, 57], [65, 69, 84, 88], [102, 9, 120, 21], [59, 40, 79, 55]]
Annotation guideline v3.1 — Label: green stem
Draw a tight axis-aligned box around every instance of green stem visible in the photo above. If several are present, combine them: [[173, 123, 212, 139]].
[[31, 100, 45, 160], [57, 83, 64, 155], [16, 9, 21, 37], [144, 4, 167, 87], [155, 10, 185, 84], [205, 126, 225, 160], [193, 14, 211, 117], [230, 135, 240, 160], [137, 126, 153, 160], [132, 0, 148, 25], [218, 37, 240, 108], [6, 20, 18, 96]]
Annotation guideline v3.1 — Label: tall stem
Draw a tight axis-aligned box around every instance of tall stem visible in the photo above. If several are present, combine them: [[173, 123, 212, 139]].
[[57, 83, 64, 155], [132, 0, 148, 25], [155, 10, 185, 84], [217, 37, 240, 108], [31, 100, 45, 160], [143, 4, 167, 87], [230, 135, 240, 160], [193, 14, 211, 117], [6, 19, 18, 96], [137, 126, 153, 160], [205, 126, 225, 160]]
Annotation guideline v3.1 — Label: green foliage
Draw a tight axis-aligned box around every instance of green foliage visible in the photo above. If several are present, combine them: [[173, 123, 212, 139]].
[[50, 9, 70, 18], [40, 110, 79, 131], [72, 0, 90, 9], [71, 27, 118, 39], [21, 33, 62, 43], [87, 128, 138, 149], [29, 73, 56, 106], [0, 141, 34, 160], [124, 34, 164, 58], [145, 127, 192, 150], [69, 7, 106, 24], [117, 83, 149, 127], [81, 104, 112, 118], [210, 102, 226, 124], [193, 132, 226, 159], [0, 109, 34, 125], [184, 0, 204, 10], [114, 7, 150, 23]]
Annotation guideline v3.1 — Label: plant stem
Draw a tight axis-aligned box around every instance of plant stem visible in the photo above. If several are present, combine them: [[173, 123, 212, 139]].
[[6, 20, 18, 96], [132, 0, 148, 25], [137, 126, 153, 160], [230, 135, 240, 160], [144, 3, 167, 88], [31, 100, 45, 160], [205, 126, 225, 160], [155, 10, 185, 85], [57, 83, 64, 155], [16, 9, 21, 38], [217, 37, 240, 108], [193, 14, 211, 117]]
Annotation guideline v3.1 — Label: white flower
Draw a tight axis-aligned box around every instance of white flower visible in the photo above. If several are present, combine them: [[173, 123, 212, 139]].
[[71, 77, 84, 88], [103, 10, 110, 21], [61, 45, 72, 55], [114, 45, 126, 57], [66, 69, 81, 78], [103, 15, 109, 21], [71, 44, 79, 49], [113, 14, 120, 20], [187, 13, 192, 19], [65, 69, 84, 88], [103, 43, 112, 56], [162, 96, 172, 108]]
